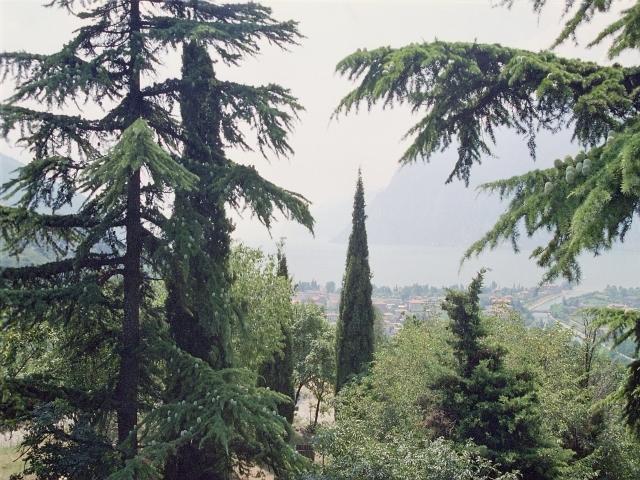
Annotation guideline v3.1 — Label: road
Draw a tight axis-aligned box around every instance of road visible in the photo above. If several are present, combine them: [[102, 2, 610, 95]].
[[526, 291, 634, 362]]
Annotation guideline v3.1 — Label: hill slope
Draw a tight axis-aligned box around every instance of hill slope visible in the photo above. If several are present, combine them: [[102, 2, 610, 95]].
[[339, 130, 640, 248]]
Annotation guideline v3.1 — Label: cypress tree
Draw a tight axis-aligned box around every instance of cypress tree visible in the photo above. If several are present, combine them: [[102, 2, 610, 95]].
[[336, 170, 375, 392], [277, 243, 291, 279], [0, 1, 312, 477], [258, 242, 296, 423], [432, 270, 568, 479]]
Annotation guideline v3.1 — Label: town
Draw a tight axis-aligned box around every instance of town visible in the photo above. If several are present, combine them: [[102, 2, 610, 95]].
[[294, 280, 574, 335]]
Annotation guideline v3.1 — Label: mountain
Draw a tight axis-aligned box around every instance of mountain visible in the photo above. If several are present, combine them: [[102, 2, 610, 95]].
[[337, 129, 640, 248], [0, 153, 90, 266], [0, 152, 24, 188], [363, 158, 506, 247], [0, 154, 49, 265], [1, 153, 84, 214]]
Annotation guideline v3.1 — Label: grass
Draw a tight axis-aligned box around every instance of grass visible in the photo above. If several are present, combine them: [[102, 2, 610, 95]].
[[0, 446, 27, 479]]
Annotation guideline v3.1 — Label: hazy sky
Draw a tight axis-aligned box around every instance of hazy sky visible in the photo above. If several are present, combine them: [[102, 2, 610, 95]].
[[1, 0, 638, 286], [1, 1, 632, 204]]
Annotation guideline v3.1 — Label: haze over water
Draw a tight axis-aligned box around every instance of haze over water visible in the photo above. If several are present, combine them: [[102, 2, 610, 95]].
[[280, 240, 640, 291], [2, 1, 638, 290]]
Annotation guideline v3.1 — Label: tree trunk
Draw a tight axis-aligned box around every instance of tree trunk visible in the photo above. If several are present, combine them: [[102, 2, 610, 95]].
[[295, 383, 304, 406], [117, 168, 142, 453], [313, 395, 321, 428], [115, 0, 142, 457]]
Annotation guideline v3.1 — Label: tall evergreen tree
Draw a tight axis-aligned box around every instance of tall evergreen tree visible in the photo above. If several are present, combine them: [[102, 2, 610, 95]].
[[0, 0, 187, 462], [0, 1, 312, 477], [258, 241, 296, 423], [335, 0, 640, 436], [277, 241, 291, 279], [162, 40, 311, 479], [336, 170, 375, 392], [162, 40, 232, 480], [431, 271, 569, 479]]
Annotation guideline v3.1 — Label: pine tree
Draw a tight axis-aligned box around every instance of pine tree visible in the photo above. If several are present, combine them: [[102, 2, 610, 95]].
[[0, 1, 312, 477], [257, 242, 296, 423], [162, 40, 235, 480], [336, 170, 375, 392], [334, 0, 640, 437], [0, 0, 188, 462], [432, 271, 569, 479], [161, 42, 311, 478]]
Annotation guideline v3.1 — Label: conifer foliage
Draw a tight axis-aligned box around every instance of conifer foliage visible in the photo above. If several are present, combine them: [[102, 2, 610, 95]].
[[0, 0, 312, 478], [432, 271, 569, 479], [589, 306, 640, 438], [162, 38, 312, 480], [336, 171, 375, 392]]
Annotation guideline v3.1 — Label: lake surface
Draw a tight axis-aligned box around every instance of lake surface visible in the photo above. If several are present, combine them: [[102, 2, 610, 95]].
[[270, 240, 640, 290]]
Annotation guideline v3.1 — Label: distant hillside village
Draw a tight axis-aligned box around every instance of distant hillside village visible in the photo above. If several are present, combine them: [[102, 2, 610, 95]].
[[294, 280, 577, 336]]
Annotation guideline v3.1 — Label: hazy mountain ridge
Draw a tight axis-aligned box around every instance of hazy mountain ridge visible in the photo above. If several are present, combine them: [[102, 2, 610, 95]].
[[336, 130, 640, 249], [0, 153, 89, 266], [0, 153, 23, 187], [363, 159, 507, 246]]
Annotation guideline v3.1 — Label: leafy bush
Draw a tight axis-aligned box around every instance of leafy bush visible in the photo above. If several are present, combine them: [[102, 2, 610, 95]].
[[309, 422, 517, 480]]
